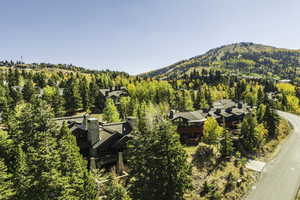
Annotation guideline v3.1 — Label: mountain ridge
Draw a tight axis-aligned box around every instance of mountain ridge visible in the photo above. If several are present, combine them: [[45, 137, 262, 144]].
[[141, 42, 300, 79]]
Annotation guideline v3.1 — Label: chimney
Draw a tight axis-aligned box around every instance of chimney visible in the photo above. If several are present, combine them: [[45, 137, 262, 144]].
[[216, 108, 221, 114], [238, 103, 243, 109], [116, 152, 124, 175], [226, 107, 232, 113], [87, 118, 100, 146], [90, 157, 97, 170], [203, 108, 209, 113], [126, 116, 137, 130], [82, 114, 89, 130], [169, 110, 175, 119]]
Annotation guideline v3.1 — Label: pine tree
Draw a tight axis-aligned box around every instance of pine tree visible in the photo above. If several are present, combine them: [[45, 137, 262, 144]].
[[33, 72, 47, 88], [8, 101, 64, 199], [220, 130, 234, 158], [82, 171, 98, 200], [22, 80, 36, 102], [195, 88, 208, 109], [43, 86, 65, 117], [263, 105, 279, 139], [204, 88, 212, 106], [63, 78, 82, 114], [9, 87, 23, 106], [57, 122, 97, 199], [0, 159, 15, 200], [257, 87, 264, 106], [102, 175, 131, 200], [240, 114, 257, 153], [13, 145, 31, 200], [52, 87, 65, 117], [0, 130, 13, 163], [88, 79, 99, 111], [296, 87, 300, 99], [80, 77, 90, 111], [103, 98, 120, 123], [256, 104, 266, 123], [281, 93, 288, 111], [235, 80, 247, 100], [0, 85, 11, 124], [8, 69, 19, 86], [240, 113, 267, 153], [13, 69, 21, 86], [128, 120, 192, 200]]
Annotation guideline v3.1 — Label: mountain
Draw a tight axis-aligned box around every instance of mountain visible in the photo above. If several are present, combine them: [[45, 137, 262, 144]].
[[142, 42, 300, 79], [0, 61, 129, 76]]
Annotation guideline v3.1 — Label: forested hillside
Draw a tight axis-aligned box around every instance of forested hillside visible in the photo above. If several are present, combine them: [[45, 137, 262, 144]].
[[0, 56, 299, 200], [142, 42, 300, 80], [0, 60, 129, 76]]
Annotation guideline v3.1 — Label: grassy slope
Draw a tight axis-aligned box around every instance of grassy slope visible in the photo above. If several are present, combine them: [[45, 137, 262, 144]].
[[184, 118, 291, 200], [142, 42, 300, 79]]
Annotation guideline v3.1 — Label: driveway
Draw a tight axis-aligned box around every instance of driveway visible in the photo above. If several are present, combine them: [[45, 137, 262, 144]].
[[246, 111, 300, 200]]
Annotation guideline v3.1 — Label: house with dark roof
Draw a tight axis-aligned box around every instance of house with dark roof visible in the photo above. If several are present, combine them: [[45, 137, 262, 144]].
[[57, 115, 135, 174], [99, 86, 128, 102], [170, 99, 251, 145], [99, 86, 128, 111], [171, 110, 206, 144], [212, 100, 251, 127]]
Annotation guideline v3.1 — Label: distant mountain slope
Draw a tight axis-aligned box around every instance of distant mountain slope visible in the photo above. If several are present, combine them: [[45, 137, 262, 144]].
[[0, 61, 129, 76], [142, 42, 300, 79]]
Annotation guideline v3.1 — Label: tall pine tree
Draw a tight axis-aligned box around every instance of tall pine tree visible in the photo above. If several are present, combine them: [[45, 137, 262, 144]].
[[128, 120, 192, 200]]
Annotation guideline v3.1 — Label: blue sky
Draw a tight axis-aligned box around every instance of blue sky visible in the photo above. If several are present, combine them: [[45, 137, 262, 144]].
[[1, 0, 300, 74]]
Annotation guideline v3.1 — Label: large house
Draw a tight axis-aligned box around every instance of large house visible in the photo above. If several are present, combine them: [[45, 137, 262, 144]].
[[170, 110, 206, 145], [170, 99, 251, 145], [99, 86, 128, 106], [57, 115, 136, 174]]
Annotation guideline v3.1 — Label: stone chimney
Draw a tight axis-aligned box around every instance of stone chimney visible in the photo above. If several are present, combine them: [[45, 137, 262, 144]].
[[203, 108, 209, 113], [226, 107, 232, 112], [87, 118, 100, 146], [126, 116, 137, 130], [169, 110, 175, 119], [82, 114, 89, 130], [238, 103, 243, 109], [90, 157, 97, 170]]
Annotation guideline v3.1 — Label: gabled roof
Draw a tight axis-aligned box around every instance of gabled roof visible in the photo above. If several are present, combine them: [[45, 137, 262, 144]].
[[231, 108, 245, 116], [208, 110, 221, 119], [173, 110, 206, 122], [64, 116, 134, 152], [212, 99, 236, 109], [219, 111, 233, 118], [92, 129, 121, 149], [99, 87, 128, 98]]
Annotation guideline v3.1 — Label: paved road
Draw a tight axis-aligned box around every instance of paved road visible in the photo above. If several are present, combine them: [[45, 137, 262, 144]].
[[246, 111, 300, 200]]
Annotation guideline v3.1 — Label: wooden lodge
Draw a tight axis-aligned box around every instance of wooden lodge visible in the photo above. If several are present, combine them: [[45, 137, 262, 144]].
[[171, 99, 251, 145], [99, 86, 128, 105], [57, 115, 136, 174]]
